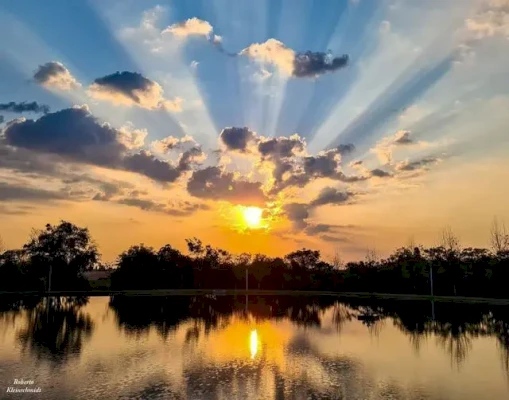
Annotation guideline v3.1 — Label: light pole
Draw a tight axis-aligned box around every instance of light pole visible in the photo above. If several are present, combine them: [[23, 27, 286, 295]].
[[245, 267, 248, 315], [47, 264, 53, 293], [430, 265, 434, 297], [430, 265, 435, 321]]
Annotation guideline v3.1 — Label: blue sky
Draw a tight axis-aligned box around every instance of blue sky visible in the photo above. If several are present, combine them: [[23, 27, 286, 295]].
[[1, 0, 509, 260]]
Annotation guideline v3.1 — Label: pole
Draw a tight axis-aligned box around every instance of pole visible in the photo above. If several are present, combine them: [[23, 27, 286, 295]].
[[430, 265, 433, 297], [48, 264, 52, 293], [246, 267, 248, 292]]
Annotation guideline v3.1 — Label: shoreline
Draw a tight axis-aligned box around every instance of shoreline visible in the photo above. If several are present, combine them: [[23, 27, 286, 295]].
[[0, 289, 508, 304]]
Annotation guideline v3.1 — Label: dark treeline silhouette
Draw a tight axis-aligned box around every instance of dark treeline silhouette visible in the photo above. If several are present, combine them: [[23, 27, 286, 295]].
[[1, 220, 509, 297]]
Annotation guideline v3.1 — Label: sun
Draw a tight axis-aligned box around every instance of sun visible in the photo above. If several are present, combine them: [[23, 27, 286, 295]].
[[242, 206, 263, 228]]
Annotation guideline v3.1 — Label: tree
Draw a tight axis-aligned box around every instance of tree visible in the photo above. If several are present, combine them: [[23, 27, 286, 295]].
[[490, 217, 509, 254], [285, 249, 320, 270], [112, 244, 159, 289], [23, 221, 99, 291], [331, 246, 345, 270]]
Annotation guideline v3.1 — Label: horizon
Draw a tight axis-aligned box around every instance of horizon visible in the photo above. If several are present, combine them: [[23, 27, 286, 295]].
[[1, 0, 509, 263]]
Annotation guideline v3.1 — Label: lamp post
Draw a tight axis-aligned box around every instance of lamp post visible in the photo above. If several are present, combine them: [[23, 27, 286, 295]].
[[245, 267, 248, 315], [47, 264, 53, 293], [430, 265, 434, 297], [430, 265, 435, 321]]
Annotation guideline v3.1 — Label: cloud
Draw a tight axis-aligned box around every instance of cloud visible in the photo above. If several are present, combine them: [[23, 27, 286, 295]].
[[217, 127, 364, 192], [370, 168, 393, 178], [0, 116, 4, 124], [220, 127, 258, 153], [187, 166, 267, 206], [371, 130, 422, 165], [304, 224, 335, 235], [393, 130, 413, 145], [0, 101, 50, 115], [336, 143, 356, 156], [0, 181, 65, 201], [320, 234, 350, 243], [258, 135, 306, 159], [116, 194, 210, 217], [151, 135, 195, 153], [239, 39, 349, 78], [122, 151, 182, 183], [283, 203, 310, 230], [33, 61, 81, 91], [395, 156, 440, 171], [2, 105, 186, 183], [88, 71, 182, 111], [3, 105, 126, 167], [162, 18, 213, 38], [466, 0, 509, 39], [117, 123, 148, 150], [310, 187, 354, 207], [177, 146, 206, 171]]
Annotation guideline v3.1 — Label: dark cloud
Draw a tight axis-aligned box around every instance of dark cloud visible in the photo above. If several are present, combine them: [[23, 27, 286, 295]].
[[370, 169, 392, 178], [0, 101, 50, 114], [123, 151, 181, 183], [0, 141, 66, 177], [393, 130, 413, 145], [293, 52, 349, 78], [305, 224, 334, 235], [0, 116, 4, 124], [177, 147, 205, 172], [303, 150, 340, 178], [283, 203, 310, 230], [258, 136, 305, 159], [0, 181, 65, 202], [117, 197, 166, 213], [396, 157, 439, 171], [320, 234, 350, 243], [219, 127, 257, 153], [91, 71, 155, 104], [2, 106, 186, 183], [187, 166, 267, 206], [33, 61, 80, 90], [91, 182, 126, 201], [3, 106, 125, 166], [165, 201, 210, 216], [335, 143, 356, 155], [310, 187, 353, 207]]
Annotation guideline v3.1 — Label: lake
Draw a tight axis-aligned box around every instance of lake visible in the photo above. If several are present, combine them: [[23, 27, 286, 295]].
[[0, 295, 508, 399]]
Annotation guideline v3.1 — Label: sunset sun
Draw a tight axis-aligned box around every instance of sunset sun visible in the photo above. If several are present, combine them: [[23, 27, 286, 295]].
[[242, 206, 263, 229]]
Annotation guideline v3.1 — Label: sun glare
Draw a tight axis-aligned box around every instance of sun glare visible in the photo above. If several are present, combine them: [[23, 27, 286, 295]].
[[242, 206, 263, 228], [250, 329, 259, 359]]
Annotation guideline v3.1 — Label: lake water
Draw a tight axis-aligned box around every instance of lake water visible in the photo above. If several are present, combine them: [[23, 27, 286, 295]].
[[0, 295, 508, 400]]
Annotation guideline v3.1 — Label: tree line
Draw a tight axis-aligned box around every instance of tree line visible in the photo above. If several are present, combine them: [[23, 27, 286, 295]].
[[0, 219, 508, 297]]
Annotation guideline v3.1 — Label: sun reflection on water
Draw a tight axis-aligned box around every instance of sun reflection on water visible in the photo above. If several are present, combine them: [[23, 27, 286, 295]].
[[250, 329, 258, 359]]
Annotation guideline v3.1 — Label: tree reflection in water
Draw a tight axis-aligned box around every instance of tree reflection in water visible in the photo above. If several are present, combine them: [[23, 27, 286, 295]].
[[0, 296, 94, 365], [109, 295, 509, 375]]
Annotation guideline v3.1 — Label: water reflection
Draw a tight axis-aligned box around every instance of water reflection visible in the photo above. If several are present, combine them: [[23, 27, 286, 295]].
[[0, 296, 94, 365], [0, 295, 508, 399], [250, 329, 258, 359]]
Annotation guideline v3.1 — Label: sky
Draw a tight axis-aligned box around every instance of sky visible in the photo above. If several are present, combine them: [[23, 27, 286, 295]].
[[0, 0, 509, 262]]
